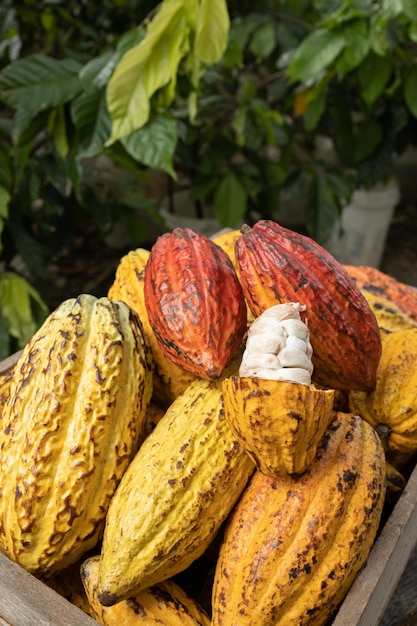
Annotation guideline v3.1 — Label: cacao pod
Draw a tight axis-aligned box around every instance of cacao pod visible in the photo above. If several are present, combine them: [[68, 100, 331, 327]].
[[108, 247, 197, 407], [45, 560, 92, 616], [349, 327, 417, 467], [385, 460, 406, 504], [222, 376, 335, 476], [360, 289, 417, 335], [144, 228, 247, 379], [344, 264, 417, 322], [0, 294, 153, 576], [96, 377, 255, 606], [0, 367, 13, 415], [81, 554, 211, 626], [211, 412, 386, 626], [211, 228, 241, 272], [235, 220, 382, 391]]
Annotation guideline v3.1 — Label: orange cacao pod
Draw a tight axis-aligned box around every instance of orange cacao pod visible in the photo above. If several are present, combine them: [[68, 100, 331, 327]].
[[344, 264, 417, 322], [144, 228, 247, 379], [235, 221, 382, 391]]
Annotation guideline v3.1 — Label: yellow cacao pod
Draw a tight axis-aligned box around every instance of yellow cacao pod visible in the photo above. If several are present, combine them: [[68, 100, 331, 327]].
[[142, 400, 166, 438], [212, 412, 386, 626], [45, 560, 92, 616], [0, 366, 13, 415], [349, 327, 417, 467], [108, 247, 197, 407], [222, 377, 335, 476], [81, 554, 211, 625], [385, 460, 406, 504], [0, 294, 153, 576], [211, 228, 241, 271], [360, 289, 417, 335], [96, 377, 255, 606]]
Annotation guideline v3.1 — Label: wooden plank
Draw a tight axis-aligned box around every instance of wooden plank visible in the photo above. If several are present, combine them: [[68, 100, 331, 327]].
[[0, 553, 98, 626], [0, 350, 21, 374], [333, 461, 417, 625]]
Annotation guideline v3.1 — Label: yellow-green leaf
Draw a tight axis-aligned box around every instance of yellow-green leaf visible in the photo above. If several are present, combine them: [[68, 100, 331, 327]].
[[0, 272, 48, 347], [0, 187, 10, 256], [47, 105, 69, 158], [195, 0, 230, 64], [106, 0, 194, 145]]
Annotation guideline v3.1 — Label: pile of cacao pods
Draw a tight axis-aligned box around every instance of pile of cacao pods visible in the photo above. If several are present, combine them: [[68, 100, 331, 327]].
[[1, 220, 417, 625]]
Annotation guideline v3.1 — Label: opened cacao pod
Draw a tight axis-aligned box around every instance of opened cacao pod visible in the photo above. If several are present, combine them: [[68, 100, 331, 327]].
[[144, 227, 247, 379], [235, 220, 382, 391]]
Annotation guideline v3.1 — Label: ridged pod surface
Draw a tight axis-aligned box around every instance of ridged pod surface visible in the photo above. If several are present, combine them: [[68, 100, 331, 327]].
[[211, 229, 254, 325], [144, 228, 247, 379], [0, 367, 13, 415], [81, 554, 211, 625], [0, 294, 153, 576], [211, 229, 241, 272], [211, 412, 386, 626], [344, 264, 417, 322], [359, 289, 417, 335], [96, 377, 255, 606], [108, 248, 197, 407], [235, 221, 382, 391], [350, 327, 417, 467], [222, 377, 335, 476]]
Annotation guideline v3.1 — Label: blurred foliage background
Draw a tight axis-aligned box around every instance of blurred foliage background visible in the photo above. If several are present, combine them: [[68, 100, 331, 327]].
[[0, 0, 416, 358]]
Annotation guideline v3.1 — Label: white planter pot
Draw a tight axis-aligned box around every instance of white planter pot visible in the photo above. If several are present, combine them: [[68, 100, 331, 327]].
[[324, 177, 401, 268], [159, 190, 224, 237]]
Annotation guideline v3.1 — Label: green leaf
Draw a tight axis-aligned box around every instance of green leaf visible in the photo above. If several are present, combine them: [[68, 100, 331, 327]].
[[335, 19, 369, 76], [305, 175, 339, 244], [0, 54, 82, 114], [79, 50, 121, 92], [0, 186, 11, 216], [331, 85, 355, 166], [0, 272, 48, 348], [47, 105, 69, 158], [194, 0, 230, 64], [0, 317, 11, 361], [249, 20, 277, 59], [71, 88, 112, 158], [106, 0, 194, 144], [353, 118, 383, 163], [286, 28, 346, 83], [357, 52, 391, 107], [13, 228, 47, 278], [0, 186, 10, 255], [121, 112, 178, 178], [368, 14, 390, 56], [303, 81, 327, 131], [232, 105, 247, 147], [229, 14, 266, 50], [214, 171, 247, 227], [409, 22, 417, 44], [403, 0, 417, 20], [0, 146, 13, 190], [404, 66, 417, 119]]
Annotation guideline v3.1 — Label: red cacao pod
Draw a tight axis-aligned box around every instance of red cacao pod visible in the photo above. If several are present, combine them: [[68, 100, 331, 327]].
[[235, 220, 381, 391], [144, 227, 247, 379]]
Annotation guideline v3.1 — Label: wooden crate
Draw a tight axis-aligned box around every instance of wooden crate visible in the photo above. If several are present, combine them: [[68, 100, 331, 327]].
[[1, 350, 416, 625]]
